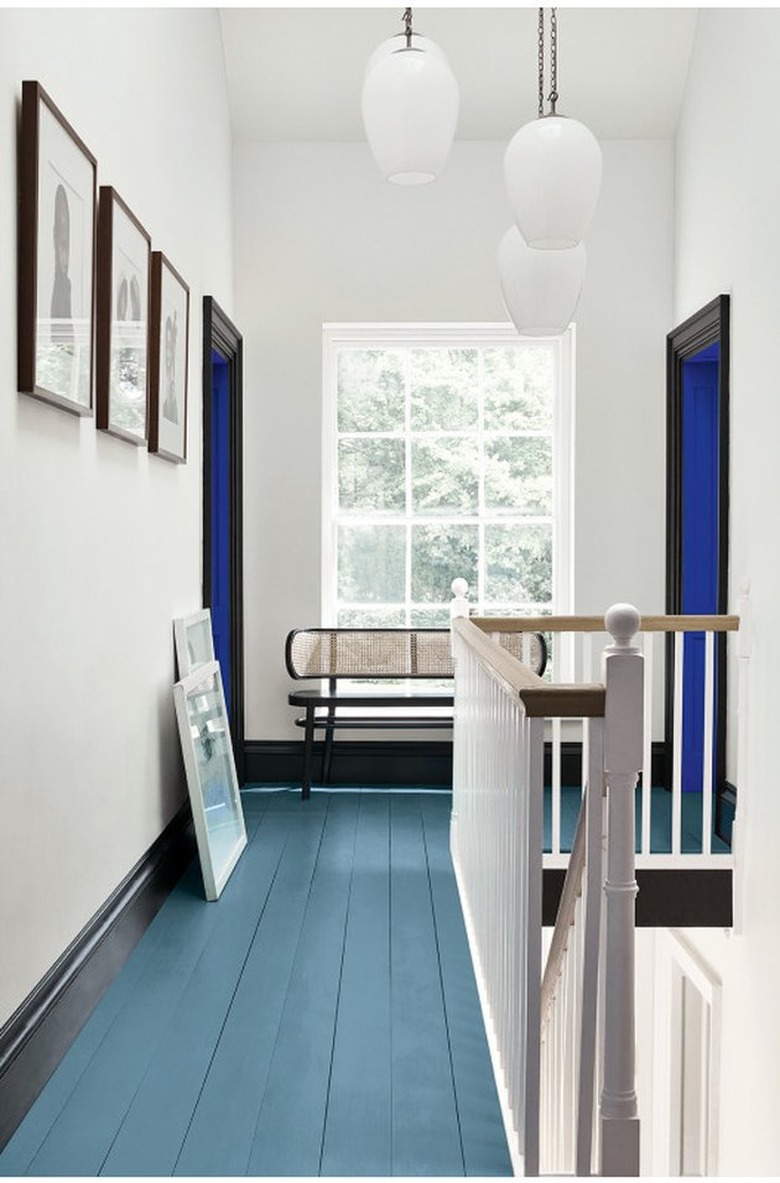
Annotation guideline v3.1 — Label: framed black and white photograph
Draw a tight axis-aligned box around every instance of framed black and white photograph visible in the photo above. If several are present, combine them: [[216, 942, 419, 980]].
[[173, 661, 247, 901], [18, 80, 97, 415], [96, 186, 150, 444], [149, 252, 189, 462]]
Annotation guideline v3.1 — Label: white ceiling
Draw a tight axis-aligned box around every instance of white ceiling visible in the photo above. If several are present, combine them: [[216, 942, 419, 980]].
[[219, 7, 700, 143]]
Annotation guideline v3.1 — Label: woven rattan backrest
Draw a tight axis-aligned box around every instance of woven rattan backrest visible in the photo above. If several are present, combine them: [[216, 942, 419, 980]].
[[286, 627, 547, 679]]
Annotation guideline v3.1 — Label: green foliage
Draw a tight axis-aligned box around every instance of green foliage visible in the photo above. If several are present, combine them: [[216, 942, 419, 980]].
[[484, 435, 552, 515], [485, 524, 552, 603], [338, 525, 406, 603], [334, 341, 558, 619], [337, 350, 405, 432], [411, 438, 479, 515], [483, 346, 553, 431], [412, 524, 479, 602], [338, 438, 405, 513], [410, 348, 478, 430]]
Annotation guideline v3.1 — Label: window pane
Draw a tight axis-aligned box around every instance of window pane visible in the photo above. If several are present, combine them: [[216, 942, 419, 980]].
[[485, 523, 553, 603], [337, 349, 405, 432], [484, 436, 553, 515], [338, 525, 406, 603], [338, 438, 405, 513], [410, 606, 451, 628], [483, 347, 553, 431], [412, 438, 479, 516], [410, 348, 478, 430], [411, 524, 478, 602], [337, 607, 406, 628]]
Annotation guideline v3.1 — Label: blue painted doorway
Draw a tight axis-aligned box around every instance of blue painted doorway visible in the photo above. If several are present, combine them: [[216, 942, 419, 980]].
[[680, 342, 719, 795], [203, 298, 245, 784], [666, 296, 730, 841], [210, 350, 232, 716]]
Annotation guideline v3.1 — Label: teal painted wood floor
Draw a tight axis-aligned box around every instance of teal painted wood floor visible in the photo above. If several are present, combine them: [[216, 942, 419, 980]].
[[0, 789, 512, 1178]]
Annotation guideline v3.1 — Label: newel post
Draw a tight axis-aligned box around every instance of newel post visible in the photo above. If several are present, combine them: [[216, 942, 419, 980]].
[[600, 603, 643, 1177], [449, 577, 470, 622]]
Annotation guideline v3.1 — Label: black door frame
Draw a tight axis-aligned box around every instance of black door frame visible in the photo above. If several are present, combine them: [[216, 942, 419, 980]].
[[665, 294, 730, 826], [202, 297, 245, 784]]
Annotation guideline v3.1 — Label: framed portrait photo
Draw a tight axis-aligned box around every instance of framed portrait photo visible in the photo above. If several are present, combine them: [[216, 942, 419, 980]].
[[173, 661, 247, 901], [18, 80, 97, 415], [149, 252, 189, 462], [173, 608, 214, 679], [96, 186, 151, 445]]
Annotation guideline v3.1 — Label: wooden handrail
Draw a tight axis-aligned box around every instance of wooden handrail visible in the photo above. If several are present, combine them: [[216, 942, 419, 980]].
[[472, 613, 740, 634], [452, 617, 605, 718]]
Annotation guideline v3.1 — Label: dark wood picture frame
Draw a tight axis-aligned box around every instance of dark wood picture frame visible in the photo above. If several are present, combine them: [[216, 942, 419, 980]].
[[18, 80, 97, 415], [148, 252, 189, 463], [95, 186, 151, 445]]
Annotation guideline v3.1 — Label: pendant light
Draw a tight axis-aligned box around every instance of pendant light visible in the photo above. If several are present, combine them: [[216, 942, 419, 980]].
[[504, 8, 602, 248], [361, 7, 459, 185], [498, 226, 585, 336]]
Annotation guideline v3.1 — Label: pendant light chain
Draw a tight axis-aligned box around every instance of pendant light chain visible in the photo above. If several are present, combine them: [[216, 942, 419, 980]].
[[548, 8, 558, 114], [537, 8, 545, 118], [403, 6, 413, 48], [537, 8, 559, 118]]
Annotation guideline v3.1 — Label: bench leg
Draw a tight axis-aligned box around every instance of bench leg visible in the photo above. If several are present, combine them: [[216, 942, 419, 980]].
[[322, 710, 336, 785], [301, 704, 315, 801]]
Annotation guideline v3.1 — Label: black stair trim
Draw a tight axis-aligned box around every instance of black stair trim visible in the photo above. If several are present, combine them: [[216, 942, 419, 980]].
[[543, 866, 732, 927], [0, 802, 195, 1152]]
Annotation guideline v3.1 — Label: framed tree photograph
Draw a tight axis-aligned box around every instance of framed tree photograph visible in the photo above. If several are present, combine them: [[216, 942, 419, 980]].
[[173, 661, 247, 901], [149, 252, 189, 462], [96, 186, 150, 444], [18, 80, 97, 415], [173, 608, 214, 679]]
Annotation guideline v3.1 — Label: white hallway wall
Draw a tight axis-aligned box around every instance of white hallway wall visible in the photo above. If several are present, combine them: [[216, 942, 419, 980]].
[[658, 8, 780, 1174], [0, 9, 233, 1025], [234, 138, 673, 739]]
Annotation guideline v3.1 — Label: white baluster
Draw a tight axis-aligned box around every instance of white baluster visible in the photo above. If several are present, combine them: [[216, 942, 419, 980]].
[[672, 631, 684, 856], [641, 632, 654, 855], [701, 631, 715, 855], [600, 603, 643, 1177]]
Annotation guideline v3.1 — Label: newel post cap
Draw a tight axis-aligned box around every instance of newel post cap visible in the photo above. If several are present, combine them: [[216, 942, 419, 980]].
[[450, 578, 469, 620], [605, 603, 641, 650]]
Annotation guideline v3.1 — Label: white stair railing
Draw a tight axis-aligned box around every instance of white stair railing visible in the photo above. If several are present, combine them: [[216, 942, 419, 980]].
[[451, 603, 644, 1176], [468, 612, 740, 867]]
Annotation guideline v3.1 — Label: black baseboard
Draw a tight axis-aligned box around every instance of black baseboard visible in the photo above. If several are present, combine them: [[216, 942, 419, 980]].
[[244, 739, 454, 786], [245, 739, 669, 790], [0, 802, 195, 1152]]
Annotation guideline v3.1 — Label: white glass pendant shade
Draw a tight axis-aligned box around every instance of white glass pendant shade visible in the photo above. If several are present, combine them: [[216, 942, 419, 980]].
[[361, 38, 459, 184], [504, 115, 602, 248], [498, 225, 585, 336]]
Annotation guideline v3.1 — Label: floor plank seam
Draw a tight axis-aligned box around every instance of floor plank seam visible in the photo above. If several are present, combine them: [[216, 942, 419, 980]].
[[243, 795, 334, 1174], [96, 804, 289, 1178], [421, 806, 468, 1178], [169, 822, 292, 1177], [316, 794, 360, 1176]]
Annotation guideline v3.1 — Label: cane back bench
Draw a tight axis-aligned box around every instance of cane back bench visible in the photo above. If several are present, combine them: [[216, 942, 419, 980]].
[[286, 626, 547, 800]]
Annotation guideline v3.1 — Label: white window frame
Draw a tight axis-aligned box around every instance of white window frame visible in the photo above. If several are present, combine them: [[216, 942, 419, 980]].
[[321, 322, 575, 625]]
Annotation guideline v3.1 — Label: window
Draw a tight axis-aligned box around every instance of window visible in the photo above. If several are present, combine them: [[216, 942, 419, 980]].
[[322, 324, 573, 627]]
